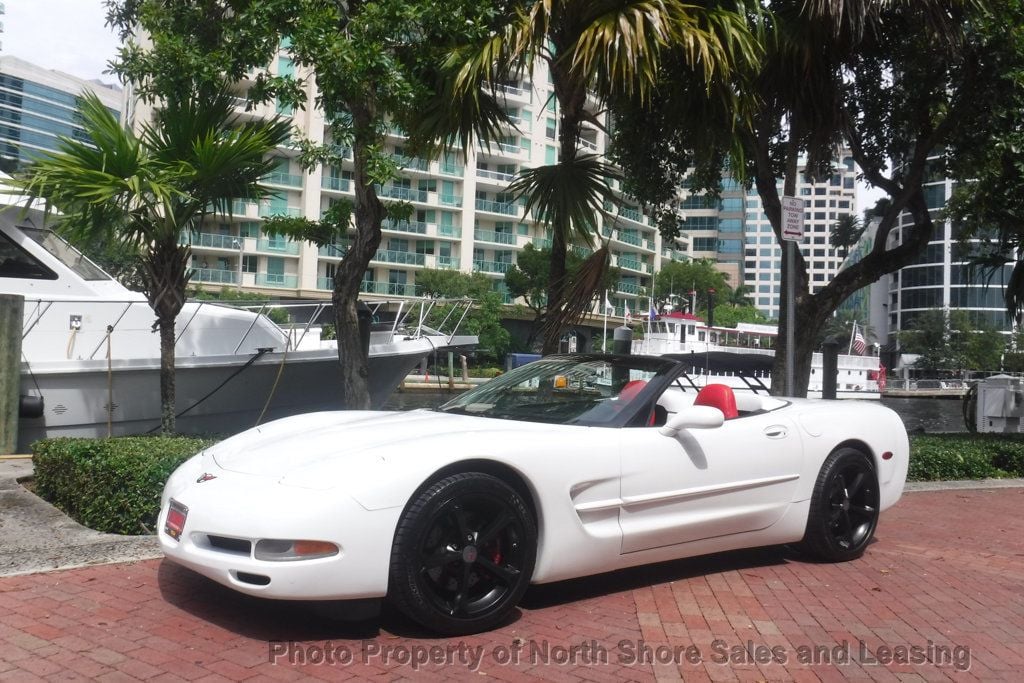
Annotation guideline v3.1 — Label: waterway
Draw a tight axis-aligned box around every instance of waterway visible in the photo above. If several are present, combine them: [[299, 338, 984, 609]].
[[384, 391, 969, 433]]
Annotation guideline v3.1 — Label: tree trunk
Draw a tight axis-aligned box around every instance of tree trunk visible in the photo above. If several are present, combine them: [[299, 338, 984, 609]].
[[159, 315, 176, 433], [332, 104, 384, 409], [142, 238, 190, 434], [542, 56, 587, 355]]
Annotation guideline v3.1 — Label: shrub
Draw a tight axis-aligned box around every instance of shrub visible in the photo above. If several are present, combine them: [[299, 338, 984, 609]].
[[32, 436, 214, 535], [468, 366, 504, 379], [908, 434, 1024, 481]]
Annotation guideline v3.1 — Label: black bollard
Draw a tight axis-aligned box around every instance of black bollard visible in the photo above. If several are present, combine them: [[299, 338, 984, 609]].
[[356, 301, 372, 362], [612, 325, 633, 356], [821, 336, 840, 400]]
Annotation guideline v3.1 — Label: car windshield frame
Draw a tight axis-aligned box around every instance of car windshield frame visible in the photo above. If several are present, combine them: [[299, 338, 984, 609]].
[[436, 354, 682, 427]]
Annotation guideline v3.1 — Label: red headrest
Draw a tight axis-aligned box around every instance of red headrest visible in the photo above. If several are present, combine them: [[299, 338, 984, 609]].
[[618, 379, 648, 403], [694, 383, 738, 419]]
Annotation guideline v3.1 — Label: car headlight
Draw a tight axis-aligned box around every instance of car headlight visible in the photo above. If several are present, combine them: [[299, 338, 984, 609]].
[[254, 539, 340, 561]]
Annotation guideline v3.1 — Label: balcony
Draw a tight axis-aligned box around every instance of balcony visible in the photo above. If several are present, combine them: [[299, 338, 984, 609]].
[[439, 224, 462, 238], [616, 281, 642, 295], [231, 200, 258, 216], [440, 194, 462, 207], [476, 167, 516, 183], [497, 142, 521, 155], [617, 257, 643, 272], [317, 276, 334, 290], [495, 83, 528, 99], [382, 219, 429, 235], [361, 280, 418, 297], [376, 185, 428, 202], [262, 172, 303, 188], [392, 154, 430, 172], [256, 273, 298, 288], [318, 242, 350, 257], [182, 232, 242, 250], [437, 255, 459, 269], [619, 206, 643, 223], [532, 237, 552, 249], [579, 138, 599, 152], [322, 176, 350, 192], [193, 268, 238, 284], [373, 250, 425, 266], [615, 231, 642, 247], [257, 238, 300, 255], [474, 229, 516, 245], [474, 259, 513, 274], [439, 162, 464, 177], [259, 204, 302, 218], [475, 198, 518, 216]]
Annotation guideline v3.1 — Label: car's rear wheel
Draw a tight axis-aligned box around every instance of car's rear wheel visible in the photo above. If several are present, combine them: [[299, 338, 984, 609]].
[[388, 473, 536, 635], [800, 448, 880, 562]]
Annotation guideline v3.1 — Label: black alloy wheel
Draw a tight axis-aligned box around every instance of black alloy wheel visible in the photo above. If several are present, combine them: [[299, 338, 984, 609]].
[[389, 473, 536, 635], [800, 448, 880, 562]]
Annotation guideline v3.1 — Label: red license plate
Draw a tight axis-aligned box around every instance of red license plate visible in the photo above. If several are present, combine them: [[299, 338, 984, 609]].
[[164, 500, 188, 541]]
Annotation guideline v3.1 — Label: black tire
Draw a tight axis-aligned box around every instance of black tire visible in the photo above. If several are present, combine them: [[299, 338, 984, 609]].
[[800, 448, 880, 562], [388, 473, 537, 635]]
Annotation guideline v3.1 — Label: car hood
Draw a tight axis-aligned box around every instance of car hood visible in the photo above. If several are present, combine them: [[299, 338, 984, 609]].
[[209, 409, 550, 484]]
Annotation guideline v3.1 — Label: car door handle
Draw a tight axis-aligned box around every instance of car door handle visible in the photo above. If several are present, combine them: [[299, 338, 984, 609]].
[[764, 425, 788, 439]]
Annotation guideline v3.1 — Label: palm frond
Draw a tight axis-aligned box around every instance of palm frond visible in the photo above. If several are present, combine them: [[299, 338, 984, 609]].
[[507, 155, 620, 246], [571, 1, 757, 100], [539, 244, 613, 343]]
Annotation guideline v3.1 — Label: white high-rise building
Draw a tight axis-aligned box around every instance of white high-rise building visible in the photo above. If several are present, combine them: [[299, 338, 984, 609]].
[[679, 154, 858, 319], [174, 44, 688, 314]]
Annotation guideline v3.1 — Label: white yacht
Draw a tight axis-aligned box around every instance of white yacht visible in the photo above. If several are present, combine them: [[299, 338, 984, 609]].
[[633, 312, 885, 399], [1, 208, 469, 451]]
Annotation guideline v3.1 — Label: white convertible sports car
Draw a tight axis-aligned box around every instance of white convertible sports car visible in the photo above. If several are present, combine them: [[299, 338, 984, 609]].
[[159, 354, 908, 634]]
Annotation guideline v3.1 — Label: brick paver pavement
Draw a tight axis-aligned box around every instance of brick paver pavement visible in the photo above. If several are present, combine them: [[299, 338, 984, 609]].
[[1, 488, 1022, 681]]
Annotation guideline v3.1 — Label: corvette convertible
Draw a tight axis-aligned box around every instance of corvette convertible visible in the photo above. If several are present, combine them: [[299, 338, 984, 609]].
[[159, 354, 908, 635]]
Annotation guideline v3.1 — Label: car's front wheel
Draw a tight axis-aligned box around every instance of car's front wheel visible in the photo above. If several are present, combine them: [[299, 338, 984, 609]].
[[388, 473, 536, 635], [800, 448, 880, 562]]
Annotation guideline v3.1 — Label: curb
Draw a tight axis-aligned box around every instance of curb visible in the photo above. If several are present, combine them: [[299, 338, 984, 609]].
[[904, 478, 1024, 492]]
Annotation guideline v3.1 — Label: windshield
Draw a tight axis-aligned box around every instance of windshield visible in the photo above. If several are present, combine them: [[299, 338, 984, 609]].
[[437, 355, 677, 426], [20, 228, 111, 281]]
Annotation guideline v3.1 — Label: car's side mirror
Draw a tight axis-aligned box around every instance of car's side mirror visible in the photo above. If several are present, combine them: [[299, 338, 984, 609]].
[[658, 405, 725, 436]]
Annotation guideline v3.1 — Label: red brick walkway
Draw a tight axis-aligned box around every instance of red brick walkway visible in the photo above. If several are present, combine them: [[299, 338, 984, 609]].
[[2, 488, 1023, 681]]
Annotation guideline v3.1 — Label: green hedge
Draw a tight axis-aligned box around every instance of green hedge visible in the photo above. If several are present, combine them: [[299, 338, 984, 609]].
[[26, 433, 1024, 536], [32, 436, 213, 535], [909, 434, 1024, 481]]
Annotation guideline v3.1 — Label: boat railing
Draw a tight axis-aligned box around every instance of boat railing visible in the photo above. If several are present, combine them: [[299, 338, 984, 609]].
[[218, 297, 475, 350], [21, 296, 476, 360]]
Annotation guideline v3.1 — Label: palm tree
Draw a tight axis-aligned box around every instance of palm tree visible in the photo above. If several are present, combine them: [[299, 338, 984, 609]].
[[830, 213, 864, 258], [727, 284, 753, 307], [16, 88, 292, 433], [440, 1, 756, 354]]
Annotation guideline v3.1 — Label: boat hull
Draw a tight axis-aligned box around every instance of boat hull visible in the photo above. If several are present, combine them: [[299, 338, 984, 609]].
[[16, 342, 432, 451]]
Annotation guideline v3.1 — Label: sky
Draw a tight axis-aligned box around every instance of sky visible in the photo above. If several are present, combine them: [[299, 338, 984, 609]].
[[3, 0, 121, 83]]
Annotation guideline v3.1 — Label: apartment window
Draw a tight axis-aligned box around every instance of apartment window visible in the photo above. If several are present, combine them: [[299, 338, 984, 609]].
[[242, 255, 257, 273], [545, 117, 557, 140]]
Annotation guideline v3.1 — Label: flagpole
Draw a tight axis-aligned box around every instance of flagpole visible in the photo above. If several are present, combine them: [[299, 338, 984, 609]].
[[848, 320, 857, 355]]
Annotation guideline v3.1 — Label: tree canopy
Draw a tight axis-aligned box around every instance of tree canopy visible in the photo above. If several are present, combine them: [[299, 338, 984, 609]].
[[611, 0, 1023, 396]]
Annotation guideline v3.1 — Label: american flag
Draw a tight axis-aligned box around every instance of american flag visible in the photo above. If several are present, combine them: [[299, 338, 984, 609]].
[[852, 327, 867, 355]]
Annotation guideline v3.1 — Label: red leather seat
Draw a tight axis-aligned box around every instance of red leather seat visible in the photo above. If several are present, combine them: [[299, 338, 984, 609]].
[[618, 379, 648, 402], [693, 384, 738, 419]]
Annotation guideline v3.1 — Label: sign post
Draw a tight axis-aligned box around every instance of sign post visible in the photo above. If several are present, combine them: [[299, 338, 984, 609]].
[[780, 197, 805, 396]]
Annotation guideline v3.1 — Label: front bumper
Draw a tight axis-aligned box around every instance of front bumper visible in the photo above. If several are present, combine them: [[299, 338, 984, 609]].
[[158, 471, 402, 601]]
